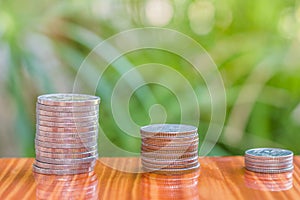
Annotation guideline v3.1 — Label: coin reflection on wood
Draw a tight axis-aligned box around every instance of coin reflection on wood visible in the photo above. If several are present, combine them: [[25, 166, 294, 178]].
[[34, 171, 99, 200], [141, 124, 200, 174], [33, 94, 100, 175], [141, 169, 200, 200], [244, 170, 293, 191]]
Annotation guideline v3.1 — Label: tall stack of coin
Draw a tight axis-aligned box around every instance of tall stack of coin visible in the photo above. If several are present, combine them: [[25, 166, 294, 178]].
[[141, 124, 200, 174], [33, 94, 100, 175], [245, 148, 294, 174]]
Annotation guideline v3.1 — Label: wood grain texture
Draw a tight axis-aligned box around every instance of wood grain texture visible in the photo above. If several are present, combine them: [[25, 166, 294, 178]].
[[0, 156, 300, 200]]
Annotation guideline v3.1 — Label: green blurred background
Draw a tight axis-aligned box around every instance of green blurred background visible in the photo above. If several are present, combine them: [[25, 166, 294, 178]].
[[1, 0, 300, 157]]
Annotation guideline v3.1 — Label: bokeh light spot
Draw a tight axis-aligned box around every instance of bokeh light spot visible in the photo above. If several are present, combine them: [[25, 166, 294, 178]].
[[145, 0, 174, 26], [188, 0, 215, 35]]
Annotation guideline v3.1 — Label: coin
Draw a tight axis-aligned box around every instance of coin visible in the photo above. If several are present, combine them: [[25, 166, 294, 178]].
[[37, 103, 99, 112], [142, 139, 199, 147], [36, 130, 98, 139], [142, 135, 198, 142], [36, 135, 97, 143], [141, 143, 198, 151], [37, 120, 98, 128], [36, 155, 97, 165], [35, 150, 98, 159], [35, 145, 97, 153], [37, 110, 99, 117], [35, 139, 97, 148], [38, 94, 100, 107], [37, 125, 98, 133], [245, 160, 293, 168], [34, 160, 96, 170], [245, 148, 293, 159], [245, 156, 293, 163], [37, 115, 98, 123], [141, 132, 198, 138], [142, 151, 198, 159], [245, 166, 294, 173], [141, 124, 197, 135], [33, 164, 94, 175]]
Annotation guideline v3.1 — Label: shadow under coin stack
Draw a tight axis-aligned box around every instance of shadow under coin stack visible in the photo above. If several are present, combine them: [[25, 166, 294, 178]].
[[141, 124, 200, 174], [33, 94, 100, 175], [245, 148, 294, 174]]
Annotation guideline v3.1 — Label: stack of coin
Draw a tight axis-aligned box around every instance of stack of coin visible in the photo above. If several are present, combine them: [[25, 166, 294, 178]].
[[33, 94, 100, 175], [245, 148, 294, 174], [141, 124, 200, 174]]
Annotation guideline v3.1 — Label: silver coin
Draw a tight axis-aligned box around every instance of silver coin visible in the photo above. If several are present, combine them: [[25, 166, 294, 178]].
[[35, 139, 97, 148], [141, 132, 199, 139], [35, 154, 98, 165], [245, 148, 293, 159], [32, 164, 94, 175], [36, 130, 97, 138], [245, 161, 293, 168], [141, 142, 198, 151], [142, 139, 199, 147], [35, 150, 98, 159], [245, 162, 293, 170], [141, 124, 197, 133], [34, 160, 96, 170], [141, 151, 198, 159], [35, 145, 97, 153], [37, 94, 100, 107], [245, 156, 293, 163], [37, 103, 99, 112], [37, 124, 98, 133], [37, 120, 98, 128], [37, 115, 98, 123], [245, 166, 294, 173], [37, 110, 99, 117], [35, 135, 97, 143], [141, 124, 197, 138]]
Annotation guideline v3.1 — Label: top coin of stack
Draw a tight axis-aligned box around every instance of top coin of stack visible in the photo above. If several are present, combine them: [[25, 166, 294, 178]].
[[141, 124, 200, 174], [244, 148, 294, 174], [33, 94, 100, 175]]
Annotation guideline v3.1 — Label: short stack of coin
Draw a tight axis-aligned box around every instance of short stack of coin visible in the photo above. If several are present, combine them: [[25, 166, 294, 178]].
[[141, 124, 200, 174], [33, 94, 100, 175], [245, 148, 294, 174]]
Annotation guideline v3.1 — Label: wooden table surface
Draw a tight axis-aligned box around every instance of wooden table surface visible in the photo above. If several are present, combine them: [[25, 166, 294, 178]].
[[0, 156, 300, 200]]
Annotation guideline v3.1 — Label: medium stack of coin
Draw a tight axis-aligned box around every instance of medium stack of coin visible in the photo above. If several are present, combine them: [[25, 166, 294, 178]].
[[33, 94, 100, 175], [245, 148, 294, 174], [141, 124, 200, 174]]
